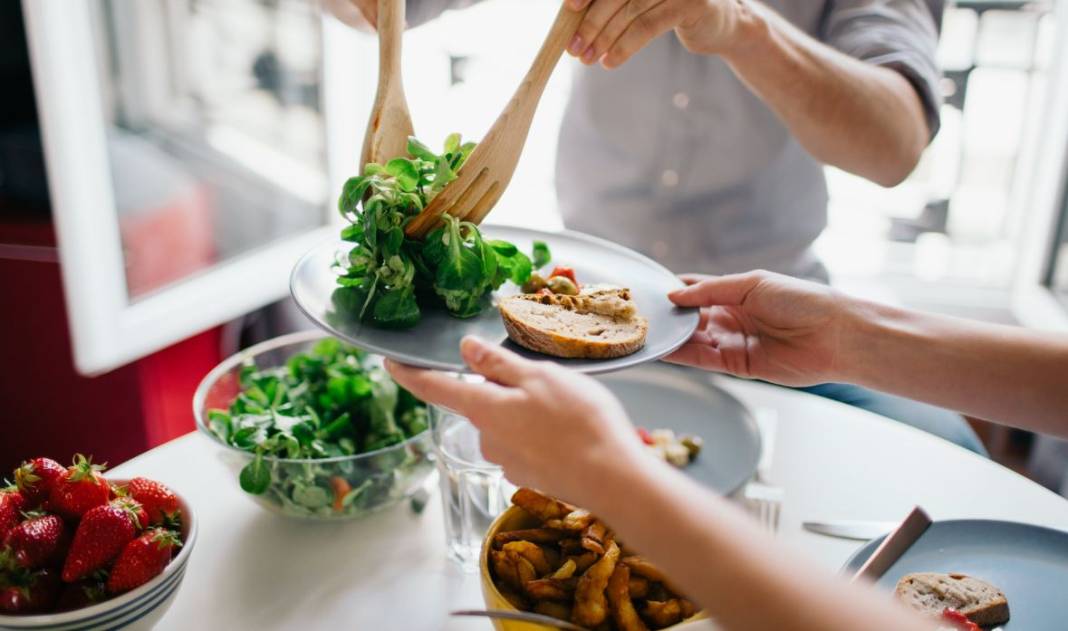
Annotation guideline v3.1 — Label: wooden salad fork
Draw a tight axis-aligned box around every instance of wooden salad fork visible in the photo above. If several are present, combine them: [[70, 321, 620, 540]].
[[360, 0, 415, 167], [404, 2, 590, 239]]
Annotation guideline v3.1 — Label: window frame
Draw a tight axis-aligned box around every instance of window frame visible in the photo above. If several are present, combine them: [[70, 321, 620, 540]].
[[22, 0, 374, 375], [1012, 0, 1068, 332]]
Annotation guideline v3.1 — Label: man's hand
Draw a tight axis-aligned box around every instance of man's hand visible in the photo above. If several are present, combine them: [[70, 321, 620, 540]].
[[665, 271, 850, 386], [385, 337, 648, 506], [324, 0, 378, 30], [565, 0, 757, 69]]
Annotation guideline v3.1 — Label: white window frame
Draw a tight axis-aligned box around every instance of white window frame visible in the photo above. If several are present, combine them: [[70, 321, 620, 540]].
[[21, 0, 376, 375], [1012, 1, 1068, 333]]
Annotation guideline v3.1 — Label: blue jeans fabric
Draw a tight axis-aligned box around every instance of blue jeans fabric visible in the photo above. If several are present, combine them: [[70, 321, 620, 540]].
[[796, 383, 989, 457]]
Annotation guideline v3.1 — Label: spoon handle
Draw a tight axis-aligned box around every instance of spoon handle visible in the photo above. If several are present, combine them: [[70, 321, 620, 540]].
[[514, 3, 589, 116], [377, 0, 405, 76]]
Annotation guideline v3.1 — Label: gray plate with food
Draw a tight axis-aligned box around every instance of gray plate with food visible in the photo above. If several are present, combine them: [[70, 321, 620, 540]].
[[597, 363, 761, 496], [843, 520, 1068, 630], [290, 226, 699, 374]]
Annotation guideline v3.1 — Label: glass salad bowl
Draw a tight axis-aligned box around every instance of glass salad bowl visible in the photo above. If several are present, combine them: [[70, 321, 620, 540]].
[[193, 330, 434, 520]]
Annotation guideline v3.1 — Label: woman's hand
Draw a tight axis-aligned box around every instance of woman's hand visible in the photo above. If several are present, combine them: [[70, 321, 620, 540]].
[[565, 0, 758, 68], [665, 271, 851, 386], [385, 337, 648, 506]]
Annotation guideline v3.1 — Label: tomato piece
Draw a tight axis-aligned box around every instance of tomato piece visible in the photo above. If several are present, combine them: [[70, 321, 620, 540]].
[[637, 428, 655, 446], [941, 608, 980, 631], [536, 288, 553, 296], [549, 266, 578, 285]]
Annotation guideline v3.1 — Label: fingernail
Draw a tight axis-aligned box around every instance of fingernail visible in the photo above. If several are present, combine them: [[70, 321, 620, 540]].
[[581, 47, 596, 64], [569, 0, 585, 9], [460, 336, 487, 365], [568, 34, 583, 55]]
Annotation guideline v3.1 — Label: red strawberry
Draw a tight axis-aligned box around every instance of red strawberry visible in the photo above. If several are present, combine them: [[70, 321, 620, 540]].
[[126, 478, 181, 526], [56, 572, 108, 612], [49, 455, 109, 520], [0, 568, 61, 614], [4, 513, 70, 570], [14, 457, 65, 508], [0, 489, 27, 540], [62, 499, 143, 583], [106, 528, 181, 594]]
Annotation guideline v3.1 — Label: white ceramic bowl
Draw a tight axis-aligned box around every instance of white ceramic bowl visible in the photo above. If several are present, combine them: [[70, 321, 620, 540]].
[[0, 480, 197, 631]]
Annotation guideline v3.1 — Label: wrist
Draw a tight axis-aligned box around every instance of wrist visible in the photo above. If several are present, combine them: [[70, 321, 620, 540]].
[[574, 445, 663, 521], [833, 296, 910, 388], [720, 0, 772, 63]]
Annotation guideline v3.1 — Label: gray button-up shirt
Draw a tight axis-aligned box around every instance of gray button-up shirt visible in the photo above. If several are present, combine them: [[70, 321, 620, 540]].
[[410, 1, 943, 280]]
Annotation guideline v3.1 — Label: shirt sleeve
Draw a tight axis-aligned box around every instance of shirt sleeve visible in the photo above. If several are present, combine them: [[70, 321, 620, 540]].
[[821, 0, 945, 141], [406, 0, 477, 27]]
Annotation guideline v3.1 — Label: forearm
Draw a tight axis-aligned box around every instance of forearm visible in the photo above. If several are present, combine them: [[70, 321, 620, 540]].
[[841, 300, 1068, 437], [590, 459, 931, 631], [722, 3, 929, 186]]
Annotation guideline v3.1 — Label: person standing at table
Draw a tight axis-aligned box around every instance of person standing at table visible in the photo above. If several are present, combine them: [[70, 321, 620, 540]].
[[331, 0, 987, 454]]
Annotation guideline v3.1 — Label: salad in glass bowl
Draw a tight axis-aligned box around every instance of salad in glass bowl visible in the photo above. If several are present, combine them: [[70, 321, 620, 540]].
[[193, 331, 433, 520]]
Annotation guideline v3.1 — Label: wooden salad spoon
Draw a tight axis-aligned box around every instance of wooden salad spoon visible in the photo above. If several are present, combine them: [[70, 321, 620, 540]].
[[404, 2, 590, 239], [360, 0, 415, 167]]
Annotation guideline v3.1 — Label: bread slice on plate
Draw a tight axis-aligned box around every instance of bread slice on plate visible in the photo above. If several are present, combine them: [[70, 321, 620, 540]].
[[498, 288, 648, 359], [895, 572, 1009, 626]]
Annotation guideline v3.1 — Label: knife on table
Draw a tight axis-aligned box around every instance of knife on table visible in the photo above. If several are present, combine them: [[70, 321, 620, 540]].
[[802, 520, 898, 540]]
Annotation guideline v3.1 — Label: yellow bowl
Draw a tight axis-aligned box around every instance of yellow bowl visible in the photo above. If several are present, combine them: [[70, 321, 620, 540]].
[[480, 506, 707, 630]]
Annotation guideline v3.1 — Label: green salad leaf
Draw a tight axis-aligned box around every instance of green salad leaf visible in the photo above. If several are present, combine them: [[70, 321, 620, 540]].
[[334, 134, 550, 328], [207, 340, 430, 513]]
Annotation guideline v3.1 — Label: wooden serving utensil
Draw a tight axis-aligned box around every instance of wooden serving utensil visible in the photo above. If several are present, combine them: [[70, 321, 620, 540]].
[[360, 0, 415, 168], [851, 506, 932, 583], [404, 2, 590, 239]]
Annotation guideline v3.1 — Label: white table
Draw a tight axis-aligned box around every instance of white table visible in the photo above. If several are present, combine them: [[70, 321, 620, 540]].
[[109, 377, 1068, 630]]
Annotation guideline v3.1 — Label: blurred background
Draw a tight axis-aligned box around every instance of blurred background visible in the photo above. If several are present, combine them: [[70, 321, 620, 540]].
[[2, 1, 1067, 491]]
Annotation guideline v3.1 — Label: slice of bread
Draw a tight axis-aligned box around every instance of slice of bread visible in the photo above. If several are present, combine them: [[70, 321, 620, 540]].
[[895, 572, 1009, 626], [498, 289, 648, 359]]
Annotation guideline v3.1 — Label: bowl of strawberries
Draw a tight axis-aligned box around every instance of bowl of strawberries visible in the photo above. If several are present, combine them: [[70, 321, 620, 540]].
[[0, 455, 196, 630]]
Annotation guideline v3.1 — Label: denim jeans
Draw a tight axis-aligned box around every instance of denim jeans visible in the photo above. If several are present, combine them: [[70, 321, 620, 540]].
[[796, 383, 989, 457]]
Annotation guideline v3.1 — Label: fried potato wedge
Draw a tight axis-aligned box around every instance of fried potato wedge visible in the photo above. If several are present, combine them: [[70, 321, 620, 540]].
[[502, 540, 552, 576], [628, 575, 650, 599], [491, 549, 522, 591], [552, 559, 578, 580], [490, 491, 697, 631], [525, 577, 578, 601], [548, 508, 596, 532], [608, 564, 648, 631], [641, 599, 683, 628], [581, 520, 608, 555], [493, 528, 567, 548], [572, 540, 620, 628], [568, 552, 599, 574], [512, 488, 574, 521]]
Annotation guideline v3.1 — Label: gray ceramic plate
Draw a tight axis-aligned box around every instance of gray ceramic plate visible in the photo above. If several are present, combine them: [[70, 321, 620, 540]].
[[290, 226, 699, 374], [598, 363, 760, 495], [843, 520, 1068, 630]]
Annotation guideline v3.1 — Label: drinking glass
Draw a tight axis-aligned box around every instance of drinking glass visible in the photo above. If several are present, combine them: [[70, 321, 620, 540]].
[[430, 404, 512, 572]]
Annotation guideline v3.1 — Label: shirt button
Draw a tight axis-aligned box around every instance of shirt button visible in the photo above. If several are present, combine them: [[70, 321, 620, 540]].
[[660, 170, 679, 187], [672, 92, 689, 110]]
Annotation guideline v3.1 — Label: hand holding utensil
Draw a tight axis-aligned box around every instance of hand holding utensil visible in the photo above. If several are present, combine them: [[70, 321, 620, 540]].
[[360, 0, 414, 167], [404, 2, 590, 238]]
